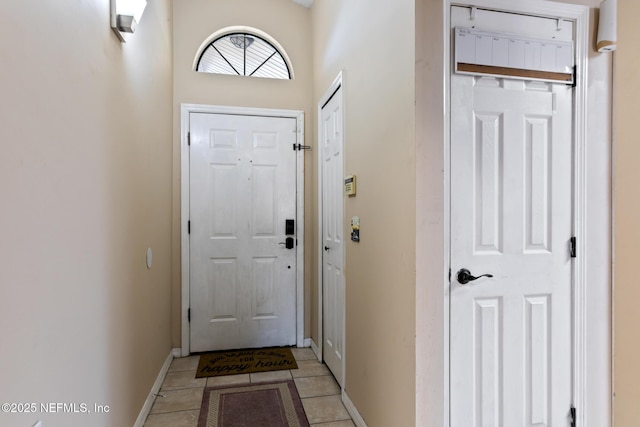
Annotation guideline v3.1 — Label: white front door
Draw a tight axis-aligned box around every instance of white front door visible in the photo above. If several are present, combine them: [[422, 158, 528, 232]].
[[189, 112, 298, 352], [450, 71, 574, 424], [321, 86, 345, 386]]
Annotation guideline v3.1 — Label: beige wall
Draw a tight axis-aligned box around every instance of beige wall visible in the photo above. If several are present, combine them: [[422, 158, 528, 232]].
[[415, 0, 446, 425], [0, 1, 173, 426], [312, 1, 417, 425], [171, 0, 313, 346], [614, 2, 640, 425]]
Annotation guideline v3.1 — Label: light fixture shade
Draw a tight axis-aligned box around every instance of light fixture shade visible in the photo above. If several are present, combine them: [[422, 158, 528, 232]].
[[597, 0, 617, 52], [116, 15, 137, 34], [111, 0, 147, 42], [116, 0, 147, 23]]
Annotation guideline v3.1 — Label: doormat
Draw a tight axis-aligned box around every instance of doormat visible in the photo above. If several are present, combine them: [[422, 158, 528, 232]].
[[198, 380, 309, 427], [196, 347, 298, 378]]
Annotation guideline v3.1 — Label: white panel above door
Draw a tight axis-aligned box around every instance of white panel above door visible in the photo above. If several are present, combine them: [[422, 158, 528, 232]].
[[452, 6, 575, 84], [455, 27, 574, 83]]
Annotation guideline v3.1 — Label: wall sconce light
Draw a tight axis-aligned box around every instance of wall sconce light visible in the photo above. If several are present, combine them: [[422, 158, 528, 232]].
[[110, 0, 147, 42]]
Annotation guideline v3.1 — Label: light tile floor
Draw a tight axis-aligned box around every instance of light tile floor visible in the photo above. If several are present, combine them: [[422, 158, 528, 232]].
[[143, 347, 355, 427]]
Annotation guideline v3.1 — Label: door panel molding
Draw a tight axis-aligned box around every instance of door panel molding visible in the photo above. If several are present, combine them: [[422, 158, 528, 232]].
[[180, 104, 305, 355]]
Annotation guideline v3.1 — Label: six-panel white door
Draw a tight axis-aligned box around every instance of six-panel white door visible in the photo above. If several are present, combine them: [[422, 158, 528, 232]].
[[189, 113, 297, 352], [450, 75, 574, 426], [321, 87, 345, 386]]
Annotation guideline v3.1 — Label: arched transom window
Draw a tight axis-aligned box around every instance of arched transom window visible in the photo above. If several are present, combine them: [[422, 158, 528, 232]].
[[196, 30, 292, 80]]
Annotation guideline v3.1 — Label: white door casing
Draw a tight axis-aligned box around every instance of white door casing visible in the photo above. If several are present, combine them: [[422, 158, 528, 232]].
[[181, 105, 305, 354], [450, 5, 577, 427], [320, 83, 345, 387]]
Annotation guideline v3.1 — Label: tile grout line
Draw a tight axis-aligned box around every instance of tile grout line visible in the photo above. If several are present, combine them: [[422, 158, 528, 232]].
[[145, 361, 353, 426]]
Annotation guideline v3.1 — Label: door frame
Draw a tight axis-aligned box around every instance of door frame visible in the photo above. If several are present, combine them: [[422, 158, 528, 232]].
[[180, 104, 306, 356], [315, 72, 346, 388], [440, 1, 609, 426]]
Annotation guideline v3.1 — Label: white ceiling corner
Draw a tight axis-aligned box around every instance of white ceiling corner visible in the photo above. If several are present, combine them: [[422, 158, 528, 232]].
[[292, 0, 314, 8]]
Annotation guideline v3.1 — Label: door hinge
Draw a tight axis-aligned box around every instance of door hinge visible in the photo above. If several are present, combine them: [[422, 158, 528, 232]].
[[188, 220, 191, 234], [570, 406, 576, 427], [293, 143, 311, 151], [572, 65, 577, 88], [570, 236, 577, 258], [448, 268, 452, 282], [187, 132, 191, 146], [188, 308, 191, 323]]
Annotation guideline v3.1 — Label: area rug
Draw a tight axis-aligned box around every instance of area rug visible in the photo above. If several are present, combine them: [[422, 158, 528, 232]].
[[197, 380, 310, 427], [196, 347, 298, 378]]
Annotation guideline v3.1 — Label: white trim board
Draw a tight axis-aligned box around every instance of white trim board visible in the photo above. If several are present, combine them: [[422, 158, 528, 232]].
[[180, 104, 306, 355], [415, 1, 611, 427], [133, 350, 175, 427], [310, 338, 321, 361], [343, 390, 368, 427]]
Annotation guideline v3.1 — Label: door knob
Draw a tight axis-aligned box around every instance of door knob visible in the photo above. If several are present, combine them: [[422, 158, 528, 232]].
[[278, 237, 294, 249], [324, 246, 330, 251], [457, 268, 493, 285]]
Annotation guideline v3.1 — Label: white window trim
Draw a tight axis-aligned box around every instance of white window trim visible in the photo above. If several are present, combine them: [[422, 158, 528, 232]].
[[192, 26, 295, 79]]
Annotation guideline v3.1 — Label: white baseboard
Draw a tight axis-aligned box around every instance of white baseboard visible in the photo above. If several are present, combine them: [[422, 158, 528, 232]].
[[172, 347, 182, 358], [310, 339, 321, 361], [303, 337, 312, 348], [133, 349, 175, 427], [343, 390, 368, 427]]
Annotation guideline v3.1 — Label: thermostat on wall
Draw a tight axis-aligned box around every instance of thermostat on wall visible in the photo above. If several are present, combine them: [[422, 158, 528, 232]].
[[344, 175, 356, 197]]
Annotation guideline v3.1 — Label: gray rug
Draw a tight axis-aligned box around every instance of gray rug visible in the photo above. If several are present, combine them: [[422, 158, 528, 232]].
[[197, 380, 309, 427]]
